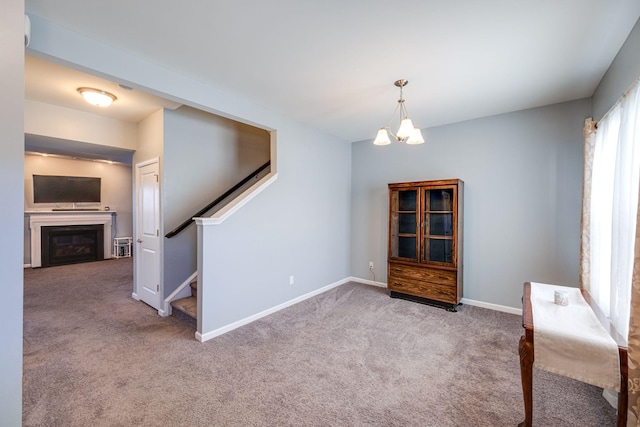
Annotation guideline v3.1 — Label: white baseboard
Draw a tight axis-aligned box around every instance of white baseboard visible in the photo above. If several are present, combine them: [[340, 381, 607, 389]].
[[132, 291, 169, 316], [195, 276, 523, 343], [459, 298, 522, 315], [197, 277, 351, 342], [349, 276, 522, 316], [347, 276, 386, 288]]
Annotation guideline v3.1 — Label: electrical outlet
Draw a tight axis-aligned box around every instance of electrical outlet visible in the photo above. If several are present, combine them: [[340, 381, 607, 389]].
[[289, 275, 294, 285], [369, 261, 374, 269]]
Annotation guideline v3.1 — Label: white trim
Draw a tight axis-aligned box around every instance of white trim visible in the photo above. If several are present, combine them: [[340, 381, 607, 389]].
[[163, 271, 197, 314], [131, 292, 139, 301], [195, 173, 278, 226], [23, 264, 32, 268], [347, 276, 386, 288], [134, 158, 163, 313], [135, 157, 160, 168], [194, 276, 523, 342], [196, 276, 350, 342], [350, 276, 522, 315], [460, 298, 522, 316], [28, 211, 115, 268]]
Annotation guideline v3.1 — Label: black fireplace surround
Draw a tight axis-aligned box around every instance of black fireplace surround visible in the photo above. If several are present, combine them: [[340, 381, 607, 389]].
[[41, 224, 104, 267]]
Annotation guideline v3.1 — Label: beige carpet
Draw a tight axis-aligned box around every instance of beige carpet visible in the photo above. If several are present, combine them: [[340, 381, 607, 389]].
[[23, 259, 616, 426]]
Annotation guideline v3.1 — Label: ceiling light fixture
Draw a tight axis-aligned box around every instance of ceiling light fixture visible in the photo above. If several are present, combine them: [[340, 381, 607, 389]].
[[373, 79, 424, 145], [77, 87, 117, 107]]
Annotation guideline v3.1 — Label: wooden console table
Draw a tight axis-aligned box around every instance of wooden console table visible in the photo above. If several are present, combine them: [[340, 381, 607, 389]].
[[518, 282, 628, 427]]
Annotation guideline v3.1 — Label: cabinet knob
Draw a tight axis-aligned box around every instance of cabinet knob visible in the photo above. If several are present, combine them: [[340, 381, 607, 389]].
[[137, 238, 143, 243]]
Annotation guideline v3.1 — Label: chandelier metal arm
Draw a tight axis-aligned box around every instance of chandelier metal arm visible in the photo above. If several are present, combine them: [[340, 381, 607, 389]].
[[382, 102, 403, 141], [373, 79, 425, 145]]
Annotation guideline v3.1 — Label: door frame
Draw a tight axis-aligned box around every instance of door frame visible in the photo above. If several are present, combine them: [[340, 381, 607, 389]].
[[132, 157, 166, 315]]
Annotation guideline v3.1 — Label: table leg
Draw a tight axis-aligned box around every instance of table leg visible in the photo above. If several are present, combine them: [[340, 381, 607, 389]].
[[617, 348, 628, 427], [518, 332, 534, 427]]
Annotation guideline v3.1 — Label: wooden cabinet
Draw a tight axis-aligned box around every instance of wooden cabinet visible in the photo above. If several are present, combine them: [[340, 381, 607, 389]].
[[387, 179, 463, 311]]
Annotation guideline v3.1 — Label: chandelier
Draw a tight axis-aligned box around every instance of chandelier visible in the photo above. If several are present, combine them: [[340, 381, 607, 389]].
[[373, 79, 424, 145]]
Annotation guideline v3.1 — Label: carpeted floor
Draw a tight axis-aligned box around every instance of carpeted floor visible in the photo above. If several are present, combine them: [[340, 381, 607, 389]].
[[23, 259, 616, 426]]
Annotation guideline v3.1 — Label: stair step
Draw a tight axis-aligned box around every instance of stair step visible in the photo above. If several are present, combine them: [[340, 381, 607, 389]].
[[190, 280, 197, 293], [171, 296, 197, 320]]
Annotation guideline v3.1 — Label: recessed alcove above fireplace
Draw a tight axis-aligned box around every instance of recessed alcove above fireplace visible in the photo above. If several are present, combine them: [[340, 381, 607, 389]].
[[27, 211, 115, 268]]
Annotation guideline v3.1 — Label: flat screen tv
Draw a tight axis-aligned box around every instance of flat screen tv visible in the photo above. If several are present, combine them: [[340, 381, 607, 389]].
[[33, 175, 101, 203]]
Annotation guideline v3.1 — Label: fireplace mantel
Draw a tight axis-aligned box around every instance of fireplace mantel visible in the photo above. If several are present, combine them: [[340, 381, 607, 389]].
[[27, 211, 115, 268]]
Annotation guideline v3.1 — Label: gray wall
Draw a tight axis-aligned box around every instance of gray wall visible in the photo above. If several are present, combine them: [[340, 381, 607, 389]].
[[163, 106, 270, 295], [27, 14, 351, 330], [351, 99, 590, 309], [0, 0, 24, 423], [200, 124, 351, 332], [592, 17, 640, 120]]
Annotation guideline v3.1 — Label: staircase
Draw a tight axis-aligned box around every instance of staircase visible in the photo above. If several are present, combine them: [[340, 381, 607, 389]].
[[170, 280, 197, 327], [163, 160, 274, 334]]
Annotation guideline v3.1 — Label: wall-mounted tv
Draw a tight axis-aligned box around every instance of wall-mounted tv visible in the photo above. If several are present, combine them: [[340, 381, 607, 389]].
[[33, 175, 101, 203]]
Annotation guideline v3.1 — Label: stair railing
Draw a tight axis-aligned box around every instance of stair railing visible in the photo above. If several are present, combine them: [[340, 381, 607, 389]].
[[165, 160, 270, 238]]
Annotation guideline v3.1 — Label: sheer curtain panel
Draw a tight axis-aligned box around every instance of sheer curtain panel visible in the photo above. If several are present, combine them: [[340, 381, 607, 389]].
[[582, 77, 640, 426], [589, 78, 640, 341]]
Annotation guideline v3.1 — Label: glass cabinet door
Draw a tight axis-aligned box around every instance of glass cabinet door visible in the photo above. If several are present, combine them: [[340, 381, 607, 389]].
[[389, 188, 418, 260], [422, 187, 455, 265]]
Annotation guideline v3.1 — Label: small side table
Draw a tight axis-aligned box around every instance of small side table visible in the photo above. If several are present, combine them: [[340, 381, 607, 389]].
[[113, 237, 132, 258], [518, 282, 628, 427]]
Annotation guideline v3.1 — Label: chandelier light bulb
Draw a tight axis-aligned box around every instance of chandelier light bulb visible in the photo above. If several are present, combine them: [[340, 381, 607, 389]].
[[406, 128, 425, 145], [396, 118, 415, 140], [374, 128, 392, 145]]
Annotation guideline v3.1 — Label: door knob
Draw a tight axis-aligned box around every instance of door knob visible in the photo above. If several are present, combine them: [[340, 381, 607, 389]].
[[137, 238, 143, 243]]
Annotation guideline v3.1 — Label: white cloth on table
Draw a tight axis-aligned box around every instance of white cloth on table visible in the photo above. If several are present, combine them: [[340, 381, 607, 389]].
[[530, 282, 620, 391]]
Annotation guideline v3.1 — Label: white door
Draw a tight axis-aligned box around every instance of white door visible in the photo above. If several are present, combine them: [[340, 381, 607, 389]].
[[135, 159, 161, 311]]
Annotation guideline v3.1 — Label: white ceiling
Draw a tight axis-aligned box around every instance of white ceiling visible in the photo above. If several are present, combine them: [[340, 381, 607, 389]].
[[25, 55, 182, 123], [25, 0, 640, 143]]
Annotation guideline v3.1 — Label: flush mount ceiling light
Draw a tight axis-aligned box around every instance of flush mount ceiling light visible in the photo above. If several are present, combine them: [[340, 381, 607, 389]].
[[373, 79, 424, 145], [77, 87, 117, 107]]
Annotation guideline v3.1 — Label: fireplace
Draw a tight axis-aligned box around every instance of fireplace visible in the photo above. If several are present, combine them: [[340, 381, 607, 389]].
[[28, 211, 114, 268], [41, 225, 105, 267]]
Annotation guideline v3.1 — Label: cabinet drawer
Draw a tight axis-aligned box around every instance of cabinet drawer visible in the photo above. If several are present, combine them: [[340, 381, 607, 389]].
[[388, 276, 458, 304], [388, 263, 456, 287]]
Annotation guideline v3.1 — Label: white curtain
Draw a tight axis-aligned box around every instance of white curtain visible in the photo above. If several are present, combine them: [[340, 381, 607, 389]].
[[589, 78, 640, 341]]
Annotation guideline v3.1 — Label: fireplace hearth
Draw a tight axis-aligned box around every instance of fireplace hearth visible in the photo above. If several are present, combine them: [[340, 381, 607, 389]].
[[41, 225, 104, 267]]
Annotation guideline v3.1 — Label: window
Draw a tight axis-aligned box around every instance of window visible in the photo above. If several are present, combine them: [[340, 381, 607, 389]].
[[589, 79, 640, 341]]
